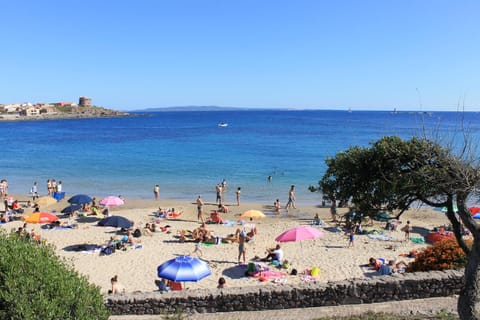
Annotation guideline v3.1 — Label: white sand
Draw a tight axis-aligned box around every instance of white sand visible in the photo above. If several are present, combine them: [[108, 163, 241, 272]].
[[1, 195, 450, 294]]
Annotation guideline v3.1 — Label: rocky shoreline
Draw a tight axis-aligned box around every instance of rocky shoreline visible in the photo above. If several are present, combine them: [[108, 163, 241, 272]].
[[0, 112, 134, 122]]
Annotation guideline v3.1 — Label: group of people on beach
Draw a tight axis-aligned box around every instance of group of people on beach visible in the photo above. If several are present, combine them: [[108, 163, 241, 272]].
[[45, 179, 62, 196]]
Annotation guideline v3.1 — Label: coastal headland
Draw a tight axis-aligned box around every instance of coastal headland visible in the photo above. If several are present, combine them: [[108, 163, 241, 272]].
[[0, 96, 130, 121]]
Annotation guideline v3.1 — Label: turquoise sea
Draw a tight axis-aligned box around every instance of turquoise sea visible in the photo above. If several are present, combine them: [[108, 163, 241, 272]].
[[1, 110, 479, 205]]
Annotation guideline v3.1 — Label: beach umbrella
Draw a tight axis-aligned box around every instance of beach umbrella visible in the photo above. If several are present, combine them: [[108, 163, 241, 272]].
[[68, 194, 92, 205], [275, 226, 324, 242], [61, 204, 82, 214], [98, 215, 132, 229], [470, 207, 480, 215], [275, 226, 324, 268], [35, 196, 57, 206], [99, 196, 124, 207], [24, 212, 59, 224], [240, 209, 265, 219], [157, 256, 211, 283]]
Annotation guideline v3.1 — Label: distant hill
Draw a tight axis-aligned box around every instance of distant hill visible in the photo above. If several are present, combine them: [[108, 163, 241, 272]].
[[131, 106, 267, 112]]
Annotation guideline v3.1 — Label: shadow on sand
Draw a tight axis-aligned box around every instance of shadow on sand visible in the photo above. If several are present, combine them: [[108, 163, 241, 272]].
[[222, 264, 248, 279], [63, 243, 99, 252]]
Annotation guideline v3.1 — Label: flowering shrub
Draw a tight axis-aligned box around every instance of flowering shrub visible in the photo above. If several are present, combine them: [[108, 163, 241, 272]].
[[407, 237, 469, 272]]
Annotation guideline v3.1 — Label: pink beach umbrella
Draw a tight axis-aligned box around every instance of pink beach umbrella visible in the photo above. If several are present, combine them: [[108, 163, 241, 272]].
[[275, 226, 324, 268], [99, 196, 124, 207], [275, 226, 324, 242]]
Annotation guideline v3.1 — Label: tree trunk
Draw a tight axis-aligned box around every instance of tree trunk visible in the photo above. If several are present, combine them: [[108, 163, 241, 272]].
[[458, 239, 480, 319]]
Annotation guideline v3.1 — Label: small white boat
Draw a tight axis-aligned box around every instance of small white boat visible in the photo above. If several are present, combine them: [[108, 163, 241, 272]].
[[218, 122, 228, 127]]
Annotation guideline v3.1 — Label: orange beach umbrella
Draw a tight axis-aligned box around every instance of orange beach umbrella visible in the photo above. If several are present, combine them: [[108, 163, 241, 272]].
[[24, 212, 59, 224], [240, 210, 266, 219]]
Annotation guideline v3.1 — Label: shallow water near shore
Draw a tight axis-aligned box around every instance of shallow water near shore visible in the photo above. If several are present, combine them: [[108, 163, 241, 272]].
[[1, 110, 479, 205]]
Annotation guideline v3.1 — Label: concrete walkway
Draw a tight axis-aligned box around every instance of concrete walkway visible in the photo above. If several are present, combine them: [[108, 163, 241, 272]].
[[110, 296, 459, 320]]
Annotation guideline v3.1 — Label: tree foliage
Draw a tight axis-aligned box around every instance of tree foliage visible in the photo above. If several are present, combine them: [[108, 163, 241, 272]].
[[0, 230, 109, 320], [317, 136, 450, 218], [316, 134, 480, 319]]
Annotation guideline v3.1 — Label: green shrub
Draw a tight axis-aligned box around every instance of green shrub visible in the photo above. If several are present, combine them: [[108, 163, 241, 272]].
[[0, 230, 109, 320]]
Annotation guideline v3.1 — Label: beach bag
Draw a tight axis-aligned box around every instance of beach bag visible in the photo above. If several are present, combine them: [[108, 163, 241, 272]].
[[247, 262, 256, 274], [102, 246, 113, 255], [133, 228, 142, 238], [310, 266, 320, 277]]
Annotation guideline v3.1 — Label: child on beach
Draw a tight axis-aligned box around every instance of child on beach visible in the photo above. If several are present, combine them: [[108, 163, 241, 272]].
[[401, 220, 413, 241], [192, 239, 203, 257], [347, 226, 355, 247], [108, 275, 125, 295], [274, 199, 281, 215]]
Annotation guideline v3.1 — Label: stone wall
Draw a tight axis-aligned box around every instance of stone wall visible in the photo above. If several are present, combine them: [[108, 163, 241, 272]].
[[105, 270, 463, 316]]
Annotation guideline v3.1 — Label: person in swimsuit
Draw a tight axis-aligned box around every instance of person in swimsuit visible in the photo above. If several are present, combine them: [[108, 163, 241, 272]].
[[154, 184, 160, 201], [236, 187, 241, 206], [285, 185, 296, 210], [196, 195, 204, 223], [237, 229, 247, 264]]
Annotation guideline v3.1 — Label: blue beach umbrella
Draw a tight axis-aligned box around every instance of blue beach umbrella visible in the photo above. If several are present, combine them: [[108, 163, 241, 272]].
[[61, 204, 82, 214], [68, 194, 93, 205], [98, 216, 132, 229], [157, 256, 211, 282]]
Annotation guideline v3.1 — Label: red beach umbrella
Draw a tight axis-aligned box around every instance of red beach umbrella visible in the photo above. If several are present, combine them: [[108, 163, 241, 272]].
[[469, 207, 480, 215]]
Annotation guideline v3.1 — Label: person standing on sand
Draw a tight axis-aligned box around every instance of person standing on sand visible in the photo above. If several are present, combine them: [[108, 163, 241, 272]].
[[31, 181, 38, 200], [402, 220, 413, 241], [330, 199, 337, 222], [348, 226, 355, 247], [154, 184, 160, 201], [215, 184, 222, 205], [285, 185, 296, 210], [46, 179, 52, 196], [197, 195, 204, 223], [237, 229, 247, 264], [236, 187, 241, 206]]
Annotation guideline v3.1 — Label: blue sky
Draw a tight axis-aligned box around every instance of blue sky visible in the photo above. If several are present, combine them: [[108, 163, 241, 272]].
[[1, 1, 478, 111]]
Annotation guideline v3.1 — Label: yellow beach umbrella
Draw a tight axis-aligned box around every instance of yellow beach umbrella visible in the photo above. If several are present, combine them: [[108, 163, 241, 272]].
[[35, 196, 57, 206], [240, 209, 266, 219]]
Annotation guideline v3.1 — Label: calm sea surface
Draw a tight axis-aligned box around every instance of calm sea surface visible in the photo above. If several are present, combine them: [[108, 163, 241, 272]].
[[1, 110, 479, 205]]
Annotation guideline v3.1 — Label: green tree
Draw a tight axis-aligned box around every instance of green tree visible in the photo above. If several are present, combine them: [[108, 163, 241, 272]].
[[314, 135, 480, 319], [0, 230, 109, 320]]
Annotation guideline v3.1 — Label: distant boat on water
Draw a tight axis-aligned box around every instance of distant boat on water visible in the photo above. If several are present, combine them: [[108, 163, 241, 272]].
[[218, 122, 228, 127]]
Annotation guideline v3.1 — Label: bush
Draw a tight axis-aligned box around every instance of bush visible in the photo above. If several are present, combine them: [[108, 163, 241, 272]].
[[0, 230, 109, 320], [407, 238, 468, 272]]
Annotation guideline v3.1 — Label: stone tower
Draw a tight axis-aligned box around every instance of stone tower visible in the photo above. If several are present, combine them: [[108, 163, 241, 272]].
[[79, 96, 92, 107]]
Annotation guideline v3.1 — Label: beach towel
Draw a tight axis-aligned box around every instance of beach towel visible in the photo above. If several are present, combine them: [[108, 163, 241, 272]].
[[253, 270, 287, 281], [368, 234, 392, 241], [223, 220, 237, 227], [410, 237, 425, 244], [301, 275, 317, 283]]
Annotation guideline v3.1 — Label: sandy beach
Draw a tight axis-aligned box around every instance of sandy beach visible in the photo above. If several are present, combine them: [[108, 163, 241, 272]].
[[1, 194, 450, 295]]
